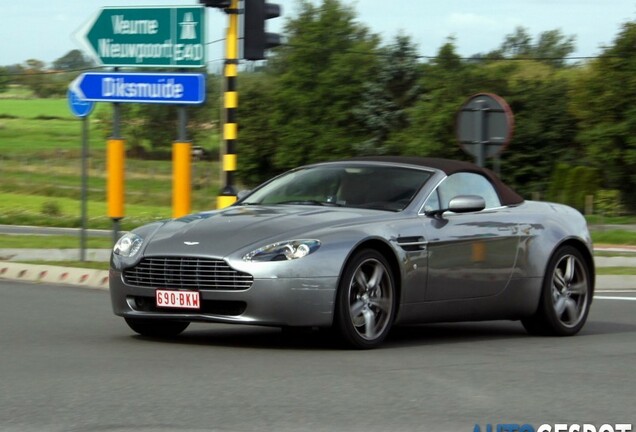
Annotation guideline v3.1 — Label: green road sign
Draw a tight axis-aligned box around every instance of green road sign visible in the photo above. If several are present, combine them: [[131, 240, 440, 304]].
[[76, 6, 206, 68]]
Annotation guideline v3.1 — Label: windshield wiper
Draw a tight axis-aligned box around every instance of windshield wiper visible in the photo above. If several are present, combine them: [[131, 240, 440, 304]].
[[274, 200, 342, 207]]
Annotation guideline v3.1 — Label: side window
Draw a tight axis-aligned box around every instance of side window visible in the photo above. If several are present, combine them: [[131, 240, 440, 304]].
[[430, 172, 501, 210]]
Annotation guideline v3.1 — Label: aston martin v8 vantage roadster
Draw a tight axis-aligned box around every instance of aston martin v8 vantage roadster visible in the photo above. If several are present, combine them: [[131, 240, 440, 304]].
[[110, 157, 595, 348]]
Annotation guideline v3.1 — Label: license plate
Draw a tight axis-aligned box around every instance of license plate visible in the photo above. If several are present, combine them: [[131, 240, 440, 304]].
[[156, 289, 200, 310]]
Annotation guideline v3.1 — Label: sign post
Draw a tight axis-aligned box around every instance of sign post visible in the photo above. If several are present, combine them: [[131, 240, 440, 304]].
[[67, 90, 95, 262], [73, 5, 207, 237]]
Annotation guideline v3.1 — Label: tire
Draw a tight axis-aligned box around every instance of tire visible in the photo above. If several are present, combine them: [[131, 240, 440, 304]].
[[522, 246, 592, 336], [124, 317, 190, 338], [335, 249, 396, 349]]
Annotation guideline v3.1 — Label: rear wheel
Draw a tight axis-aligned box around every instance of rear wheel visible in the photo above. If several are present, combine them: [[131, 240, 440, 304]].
[[124, 317, 190, 338], [335, 249, 396, 349], [522, 246, 592, 336]]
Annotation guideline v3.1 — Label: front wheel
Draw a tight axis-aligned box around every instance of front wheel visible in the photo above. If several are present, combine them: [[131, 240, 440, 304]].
[[522, 246, 592, 336], [124, 317, 190, 338], [335, 249, 396, 349]]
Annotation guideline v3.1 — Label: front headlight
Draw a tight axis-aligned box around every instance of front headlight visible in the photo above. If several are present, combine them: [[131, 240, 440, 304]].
[[243, 239, 320, 262], [113, 232, 144, 257]]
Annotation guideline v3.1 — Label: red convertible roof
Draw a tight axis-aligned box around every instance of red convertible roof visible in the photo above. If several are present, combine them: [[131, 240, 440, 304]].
[[346, 156, 525, 206]]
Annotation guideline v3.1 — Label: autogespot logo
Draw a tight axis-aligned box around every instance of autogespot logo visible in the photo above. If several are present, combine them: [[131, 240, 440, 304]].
[[473, 425, 633, 432]]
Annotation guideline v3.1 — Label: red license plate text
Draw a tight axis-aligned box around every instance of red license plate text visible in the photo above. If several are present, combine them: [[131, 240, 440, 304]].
[[156, 289, 200, 309]]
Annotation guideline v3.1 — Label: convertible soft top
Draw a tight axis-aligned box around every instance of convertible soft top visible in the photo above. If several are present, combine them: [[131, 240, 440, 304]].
[[345, 156, 525, 206]]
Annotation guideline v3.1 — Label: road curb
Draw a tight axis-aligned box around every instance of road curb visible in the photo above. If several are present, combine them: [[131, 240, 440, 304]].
[[0, 262, 109, 290]]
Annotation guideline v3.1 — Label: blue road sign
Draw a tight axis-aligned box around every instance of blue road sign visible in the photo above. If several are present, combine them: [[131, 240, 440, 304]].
[[68, 89, 95, 117], [70, 72, 206, 105]]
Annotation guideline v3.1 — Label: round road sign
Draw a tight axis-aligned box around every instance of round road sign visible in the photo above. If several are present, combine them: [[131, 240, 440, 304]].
[[456, 93, 514, 163], [68, 89, 95, 118]]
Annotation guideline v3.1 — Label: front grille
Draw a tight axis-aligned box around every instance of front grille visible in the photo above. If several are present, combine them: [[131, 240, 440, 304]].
[[123, 257, 253, 290]]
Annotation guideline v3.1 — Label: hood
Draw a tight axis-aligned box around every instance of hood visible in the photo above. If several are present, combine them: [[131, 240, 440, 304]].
[[142, 205, 386, 258]]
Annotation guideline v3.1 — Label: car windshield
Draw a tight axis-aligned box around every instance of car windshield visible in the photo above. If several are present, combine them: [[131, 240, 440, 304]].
[[240, 164, 433, 212]]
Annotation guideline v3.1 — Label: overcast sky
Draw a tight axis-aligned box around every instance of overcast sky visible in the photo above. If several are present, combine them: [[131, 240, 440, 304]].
[[2, 0, 635, 67]]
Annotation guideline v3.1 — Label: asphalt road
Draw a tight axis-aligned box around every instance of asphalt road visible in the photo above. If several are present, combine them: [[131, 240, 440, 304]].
[[1, 281, 635, 432]]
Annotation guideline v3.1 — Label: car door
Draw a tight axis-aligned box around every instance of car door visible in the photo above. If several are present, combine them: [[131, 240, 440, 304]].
[[421, 172, 520, 301]]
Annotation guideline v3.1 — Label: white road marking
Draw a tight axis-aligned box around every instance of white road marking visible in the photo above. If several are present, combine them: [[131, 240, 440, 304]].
[[596, 289, 636, 293], [594, 296, 636, 301]]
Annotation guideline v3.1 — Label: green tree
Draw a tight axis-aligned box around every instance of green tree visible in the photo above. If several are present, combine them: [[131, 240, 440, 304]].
[[0, 67, 9, 93], [22, 59, 47, 97], [391, 39, 579, 197], [489, 27, 576, 67], [19, 58, 66, 98], [533, 30, 576, 67], [499, 63, 580, 196], [265, 0, 381, 169], [500, 27, 533, 57], [570, 22, 636, 210], [236, 72, 280, 185], [389, 39, 484, 161], [52, 49, 95, 71], [352, 34, 422, 155]]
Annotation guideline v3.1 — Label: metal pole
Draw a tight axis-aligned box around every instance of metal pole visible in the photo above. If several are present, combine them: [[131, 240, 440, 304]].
[[475, 101, 485, 167], [80, 116, 89, 262], [178, 106, 187, 141]]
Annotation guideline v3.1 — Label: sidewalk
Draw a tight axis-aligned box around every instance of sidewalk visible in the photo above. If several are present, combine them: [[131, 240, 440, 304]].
[[1, 248, 635, 291], [0, 261, 110, 290]]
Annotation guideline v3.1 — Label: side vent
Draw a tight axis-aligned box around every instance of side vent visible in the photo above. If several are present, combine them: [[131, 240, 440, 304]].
[[396, 236, 427, 252]]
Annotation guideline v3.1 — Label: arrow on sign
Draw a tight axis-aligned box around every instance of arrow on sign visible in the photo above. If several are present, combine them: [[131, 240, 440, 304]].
[[70, 72, 206, 105]]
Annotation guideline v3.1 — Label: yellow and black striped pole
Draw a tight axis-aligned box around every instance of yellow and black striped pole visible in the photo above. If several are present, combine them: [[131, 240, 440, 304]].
[[217, 0, 239, 209]]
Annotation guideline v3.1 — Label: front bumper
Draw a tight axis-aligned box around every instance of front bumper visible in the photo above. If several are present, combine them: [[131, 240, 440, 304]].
[[109, 269, 338, 327]]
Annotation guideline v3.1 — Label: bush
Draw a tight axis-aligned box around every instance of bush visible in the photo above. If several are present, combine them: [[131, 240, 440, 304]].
[[546, 163, 599, 212], [40, 201, 62, 217], [594, 190, 625, 217]]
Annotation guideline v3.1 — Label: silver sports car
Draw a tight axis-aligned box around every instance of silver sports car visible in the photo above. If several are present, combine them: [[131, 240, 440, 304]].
[[110, 157, 595, 348]]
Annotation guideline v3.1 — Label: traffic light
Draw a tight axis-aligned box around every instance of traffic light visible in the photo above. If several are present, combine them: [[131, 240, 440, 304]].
[[199, 0, 232, 8], [243, 0, 281, 60]]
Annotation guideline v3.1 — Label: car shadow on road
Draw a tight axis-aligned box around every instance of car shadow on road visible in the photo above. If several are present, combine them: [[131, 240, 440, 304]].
[[388, 317, 636, 347], [128, 321, 534, 350], [126, 316, 636, 350], [133, 325, 343, 350], [386, 321, 528, 348]]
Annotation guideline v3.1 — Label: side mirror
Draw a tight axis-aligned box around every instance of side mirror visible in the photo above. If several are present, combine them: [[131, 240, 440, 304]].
[[448, 195, 486, 213]]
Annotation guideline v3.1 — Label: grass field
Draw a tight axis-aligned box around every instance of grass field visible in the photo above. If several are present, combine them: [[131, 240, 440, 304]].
[[592, 230, 636, 245], [0, 91, 222, 229], [0, 97, 109, 155], [0, 97, 108, 120], [0, 234, 112, 249]]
